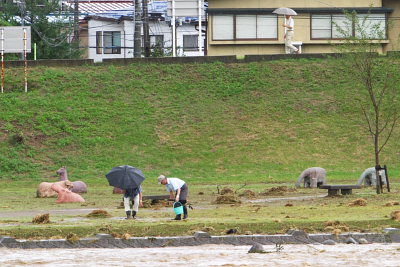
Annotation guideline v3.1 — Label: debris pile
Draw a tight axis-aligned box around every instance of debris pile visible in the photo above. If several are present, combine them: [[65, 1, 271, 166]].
[[349, 198, 367, 207], [86, 209, 111, 218], [32, 213, 50, 224]]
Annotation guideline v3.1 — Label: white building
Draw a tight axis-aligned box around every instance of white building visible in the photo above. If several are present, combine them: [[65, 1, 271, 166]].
[[86, 15, 205, 62], [65, 1, 206, 62]]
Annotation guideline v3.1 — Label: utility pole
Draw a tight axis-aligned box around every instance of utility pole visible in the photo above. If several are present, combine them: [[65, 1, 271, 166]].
[[142, 0, 150, 57], [74, 0, 80, 52], [172, 0, 176, 57], [198, 0, 202, 56], [134, 0, 142, 58], [19, 0, 26, 60]]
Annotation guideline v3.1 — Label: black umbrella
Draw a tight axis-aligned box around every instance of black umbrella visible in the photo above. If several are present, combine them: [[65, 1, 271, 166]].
[[105, 165, 145, 189]]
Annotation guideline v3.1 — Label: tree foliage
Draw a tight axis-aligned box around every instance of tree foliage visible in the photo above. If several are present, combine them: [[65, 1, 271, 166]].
[[0, 0, 80, 59]]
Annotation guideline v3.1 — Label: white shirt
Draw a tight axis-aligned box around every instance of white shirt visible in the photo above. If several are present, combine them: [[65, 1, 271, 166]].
[[165, 178, 185, 192], [286, 17, 294, 31]]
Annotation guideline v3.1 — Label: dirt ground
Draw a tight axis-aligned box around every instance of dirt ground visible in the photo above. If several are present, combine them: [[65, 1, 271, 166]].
[[1, 243, 400, 267]]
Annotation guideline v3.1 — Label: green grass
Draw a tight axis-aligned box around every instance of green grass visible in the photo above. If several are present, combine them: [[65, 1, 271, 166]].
[[0, 58, 399, 184]]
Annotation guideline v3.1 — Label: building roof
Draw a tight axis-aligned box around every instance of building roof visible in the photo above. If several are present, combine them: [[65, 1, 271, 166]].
[[64, 1, 133, 16], [207, 7, 394, 15]]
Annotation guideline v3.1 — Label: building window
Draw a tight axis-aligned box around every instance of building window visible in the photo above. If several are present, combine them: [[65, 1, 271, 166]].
[[103, 31, 121, 54], [213, 15, 234, 40], [151, 35, 164, 47], [142, 35, 164, 48], [183, 35, 198, 51], [212, 14, 278, 40], [96, 31, 102, 54], [355, 14, 386, 39], [311, 13, 386, 40]]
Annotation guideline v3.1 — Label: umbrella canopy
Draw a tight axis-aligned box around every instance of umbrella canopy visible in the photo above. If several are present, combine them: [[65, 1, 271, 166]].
[[105, 165, 145, 189], [272, 7, 297, 16]]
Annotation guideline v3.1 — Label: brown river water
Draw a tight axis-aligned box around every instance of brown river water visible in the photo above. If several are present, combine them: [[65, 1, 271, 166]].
[[1, 243, 400, 267]]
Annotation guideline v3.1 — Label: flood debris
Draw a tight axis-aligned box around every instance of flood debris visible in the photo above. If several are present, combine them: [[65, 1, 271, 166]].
[[324, 220, 349, 232], [390, 210, 400, 221], [66, 233, 79, 244], [220, 187, 234, 195], [142, 199, 170, 209], [201, 226, 215, 233], [215, 194, 241, 204], [121, 233, 132, 240], [385, 201, 400, 207], [259, 186, 296, 196], [32, 213, 50, 224], [239, 189, 257, 199], [86, 209, 111, 218], [349, 198, 367, 207]]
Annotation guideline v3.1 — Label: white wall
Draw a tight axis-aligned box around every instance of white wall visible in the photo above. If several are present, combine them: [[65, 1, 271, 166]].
[[88, 18, 205, 62], [88, 20, 134, 62]]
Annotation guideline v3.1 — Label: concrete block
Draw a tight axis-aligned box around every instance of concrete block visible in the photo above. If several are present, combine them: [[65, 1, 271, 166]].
[[194, 231, 211, 239], [384, 228, 400, 243]]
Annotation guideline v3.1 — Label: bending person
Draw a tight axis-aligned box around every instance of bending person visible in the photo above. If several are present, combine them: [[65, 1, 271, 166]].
[[123, 186, 143, 219], [158, 175, 189, 220]]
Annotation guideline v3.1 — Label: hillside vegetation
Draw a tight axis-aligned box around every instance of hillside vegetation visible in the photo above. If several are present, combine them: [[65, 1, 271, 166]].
[[0, 58, 399, 185]]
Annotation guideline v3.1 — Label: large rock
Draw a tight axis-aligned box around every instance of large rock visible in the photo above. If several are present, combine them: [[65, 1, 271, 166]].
[[248, 243, 266, 253]]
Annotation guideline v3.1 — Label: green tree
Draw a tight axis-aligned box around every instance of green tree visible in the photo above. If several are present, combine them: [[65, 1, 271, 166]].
[[0, 0, 80, 59], [335, 11, 400, 188]]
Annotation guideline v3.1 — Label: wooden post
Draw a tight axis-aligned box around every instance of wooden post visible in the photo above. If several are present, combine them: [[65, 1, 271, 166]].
[[142, 0, 150, 57], [384, 165, 391, 192], [23, 28, 27, 93], [375, 165, 381, 194], [1, 27, 4, 93]]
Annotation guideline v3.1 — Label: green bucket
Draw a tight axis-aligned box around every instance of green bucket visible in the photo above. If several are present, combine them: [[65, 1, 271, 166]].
[[173, 202, 183, 215]]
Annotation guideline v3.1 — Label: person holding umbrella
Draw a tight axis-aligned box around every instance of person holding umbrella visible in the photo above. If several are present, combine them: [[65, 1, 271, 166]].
[[273, 7, 299, 54], [123, 186, 143, 219], [157, 175, 189, 220], [283, 14, 299, 54], [105, 165, 146, 219]]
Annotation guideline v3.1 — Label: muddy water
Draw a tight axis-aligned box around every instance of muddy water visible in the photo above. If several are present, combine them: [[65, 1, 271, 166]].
[[1, 243, 400, 267]]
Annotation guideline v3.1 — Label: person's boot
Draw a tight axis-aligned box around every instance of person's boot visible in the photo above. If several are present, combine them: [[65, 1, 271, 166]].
[[132, 211, 137, 219], [173, 214, 181, 220], [125, 211, 131, 219], [183, 206, 188, 219]]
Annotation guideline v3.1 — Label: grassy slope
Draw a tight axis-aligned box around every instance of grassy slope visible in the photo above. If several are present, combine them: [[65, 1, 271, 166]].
[[0, 58, 399, 186]]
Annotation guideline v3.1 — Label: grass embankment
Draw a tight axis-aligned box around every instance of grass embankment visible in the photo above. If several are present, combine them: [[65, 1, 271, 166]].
[[0, 57, 400, 239]]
